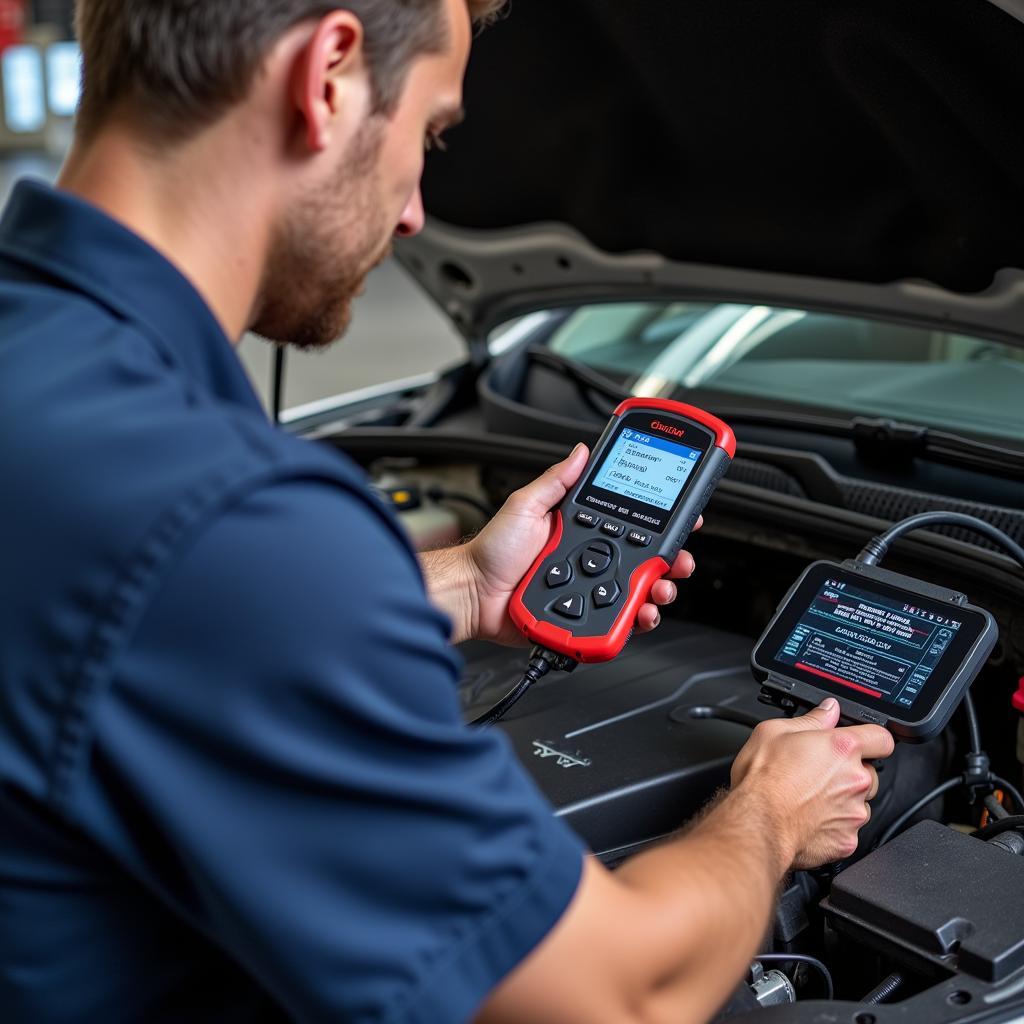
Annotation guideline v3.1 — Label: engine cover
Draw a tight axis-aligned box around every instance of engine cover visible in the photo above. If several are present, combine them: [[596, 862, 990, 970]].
[[459, 619, 769, 858]]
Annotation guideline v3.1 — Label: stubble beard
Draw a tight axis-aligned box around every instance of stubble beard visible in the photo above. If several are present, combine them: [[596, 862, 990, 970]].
[[251, 119, 393, 351]]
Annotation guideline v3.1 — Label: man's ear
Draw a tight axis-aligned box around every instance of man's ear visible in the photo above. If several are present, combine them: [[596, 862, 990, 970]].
[[291, 11, 368, 153]]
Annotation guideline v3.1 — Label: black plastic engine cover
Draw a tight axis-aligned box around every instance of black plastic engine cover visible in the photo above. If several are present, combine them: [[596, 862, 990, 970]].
[[823, 820, 1024, 983], [459, 620, 771, 858]]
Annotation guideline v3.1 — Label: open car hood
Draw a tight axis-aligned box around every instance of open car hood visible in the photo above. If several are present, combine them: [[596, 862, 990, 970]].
[[397, 0, 1024, 347]]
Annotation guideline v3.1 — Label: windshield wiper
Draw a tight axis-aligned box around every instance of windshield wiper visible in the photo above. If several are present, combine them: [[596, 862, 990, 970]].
[[526, 346, 623, 418], [847, 418, 1024, 478], [527, 346, 1024, 480]]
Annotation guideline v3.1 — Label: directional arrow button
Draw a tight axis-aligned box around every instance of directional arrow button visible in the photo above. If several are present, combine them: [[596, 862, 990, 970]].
[[545, 560, 573, 588], [553, 593, 585, 619], [580, 548, 612, 576]]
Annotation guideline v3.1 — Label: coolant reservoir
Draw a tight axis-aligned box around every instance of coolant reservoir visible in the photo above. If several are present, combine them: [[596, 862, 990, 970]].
[[373, 478, 462, 551], [396, 503, 461, 551]]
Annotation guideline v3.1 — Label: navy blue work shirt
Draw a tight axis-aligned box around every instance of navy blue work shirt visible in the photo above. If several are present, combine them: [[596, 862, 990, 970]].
[[0, 180, 583, 1023]]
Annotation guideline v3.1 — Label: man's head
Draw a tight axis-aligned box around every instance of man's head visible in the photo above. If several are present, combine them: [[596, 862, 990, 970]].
[[73, 0, 503, 347]]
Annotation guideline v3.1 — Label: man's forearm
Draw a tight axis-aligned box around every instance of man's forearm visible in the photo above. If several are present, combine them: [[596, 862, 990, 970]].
[[480, 782, 792, 1024], [612, 783, 791, 1021], [483, 705, 885, 1024], [419, 544, 479, 645]]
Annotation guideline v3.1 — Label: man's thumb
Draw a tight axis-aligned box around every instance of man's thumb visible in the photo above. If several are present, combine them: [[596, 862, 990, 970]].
[[792, 698, 840, 731], [514, 443, 590, 515]]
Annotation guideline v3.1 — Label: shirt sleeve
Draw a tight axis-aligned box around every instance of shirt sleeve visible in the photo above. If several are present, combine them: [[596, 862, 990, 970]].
[[75, 479, 584, 1024]]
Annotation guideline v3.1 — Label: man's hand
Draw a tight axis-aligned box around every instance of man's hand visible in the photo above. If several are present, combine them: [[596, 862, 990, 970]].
[[478, 699, 896, 1024], [730, 697, 895, 867], [425, 444, 699, 646]]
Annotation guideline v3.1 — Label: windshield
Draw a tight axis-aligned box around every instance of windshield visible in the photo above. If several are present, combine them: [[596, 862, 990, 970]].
[[544, 302, 1024, 443]]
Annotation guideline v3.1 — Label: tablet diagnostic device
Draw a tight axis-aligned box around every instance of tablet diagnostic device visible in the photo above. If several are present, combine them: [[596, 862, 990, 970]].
[[752, 560, 997, 741]]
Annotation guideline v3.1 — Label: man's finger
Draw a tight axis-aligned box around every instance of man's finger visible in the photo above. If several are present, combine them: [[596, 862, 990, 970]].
[[789, 698, 841, 731], [649, 580, 678, 605], [866, 766, 880, 801], [636, 604, 660, 632], [851, 725, 895, 761], [666, 550, 696, 579]]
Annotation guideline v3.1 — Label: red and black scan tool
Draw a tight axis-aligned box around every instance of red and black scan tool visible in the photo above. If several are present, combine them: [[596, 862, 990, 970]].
[[510, 398, 735, 663]]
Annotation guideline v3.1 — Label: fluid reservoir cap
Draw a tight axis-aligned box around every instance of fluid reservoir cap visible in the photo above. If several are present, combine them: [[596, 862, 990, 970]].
[[1012, 677, 1024, 714]]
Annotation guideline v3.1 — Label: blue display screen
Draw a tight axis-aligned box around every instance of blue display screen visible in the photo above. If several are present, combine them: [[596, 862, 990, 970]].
[[591, 427, 702, 512]]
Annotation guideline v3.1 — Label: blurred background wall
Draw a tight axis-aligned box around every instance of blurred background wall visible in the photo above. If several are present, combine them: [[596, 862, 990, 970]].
[[0, 0, 464, 412]]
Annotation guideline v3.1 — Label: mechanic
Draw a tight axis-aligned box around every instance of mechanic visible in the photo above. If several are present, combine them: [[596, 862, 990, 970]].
[[0, 1, 894, 1022]]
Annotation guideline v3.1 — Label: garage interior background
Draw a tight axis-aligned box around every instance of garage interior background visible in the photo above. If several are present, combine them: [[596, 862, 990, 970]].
[[0, 0, 465, 413]]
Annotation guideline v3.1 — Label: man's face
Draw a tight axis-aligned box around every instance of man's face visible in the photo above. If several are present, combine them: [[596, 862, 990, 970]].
[[251, 0, 471, 350]]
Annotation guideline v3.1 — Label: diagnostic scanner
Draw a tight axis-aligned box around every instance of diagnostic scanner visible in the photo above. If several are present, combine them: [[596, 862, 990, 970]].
[[752, 560, 998, 742], [509, 398, 735, 663]]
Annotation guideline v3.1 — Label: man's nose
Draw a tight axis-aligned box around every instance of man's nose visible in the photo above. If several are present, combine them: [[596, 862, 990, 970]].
[[395, 187, 425, 238]]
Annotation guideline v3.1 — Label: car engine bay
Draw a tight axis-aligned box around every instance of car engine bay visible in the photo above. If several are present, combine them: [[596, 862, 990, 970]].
[[328, 424, 1024, 1022]]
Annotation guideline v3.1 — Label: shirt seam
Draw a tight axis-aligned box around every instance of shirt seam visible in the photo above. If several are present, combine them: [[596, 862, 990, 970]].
[[47, 456, 419, 817], [0, 232, 225, 365]]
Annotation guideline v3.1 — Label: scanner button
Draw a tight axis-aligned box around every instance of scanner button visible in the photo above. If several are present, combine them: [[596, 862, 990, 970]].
[[554, 593, 585, 619], [600, 520, 624, 538], [627, 529, 652, 547], [575, 511, 601, 528], [593, 580, 621, 608], [580, 550, 612, 576], [546, 561, 572, 588]]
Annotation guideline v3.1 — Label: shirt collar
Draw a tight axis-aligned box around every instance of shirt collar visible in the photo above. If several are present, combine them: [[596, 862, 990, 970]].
[[0, 178, 265, 415]]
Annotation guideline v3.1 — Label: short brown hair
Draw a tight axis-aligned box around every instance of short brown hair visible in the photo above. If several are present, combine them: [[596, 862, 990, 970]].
[[74, 0, 504, 141]]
